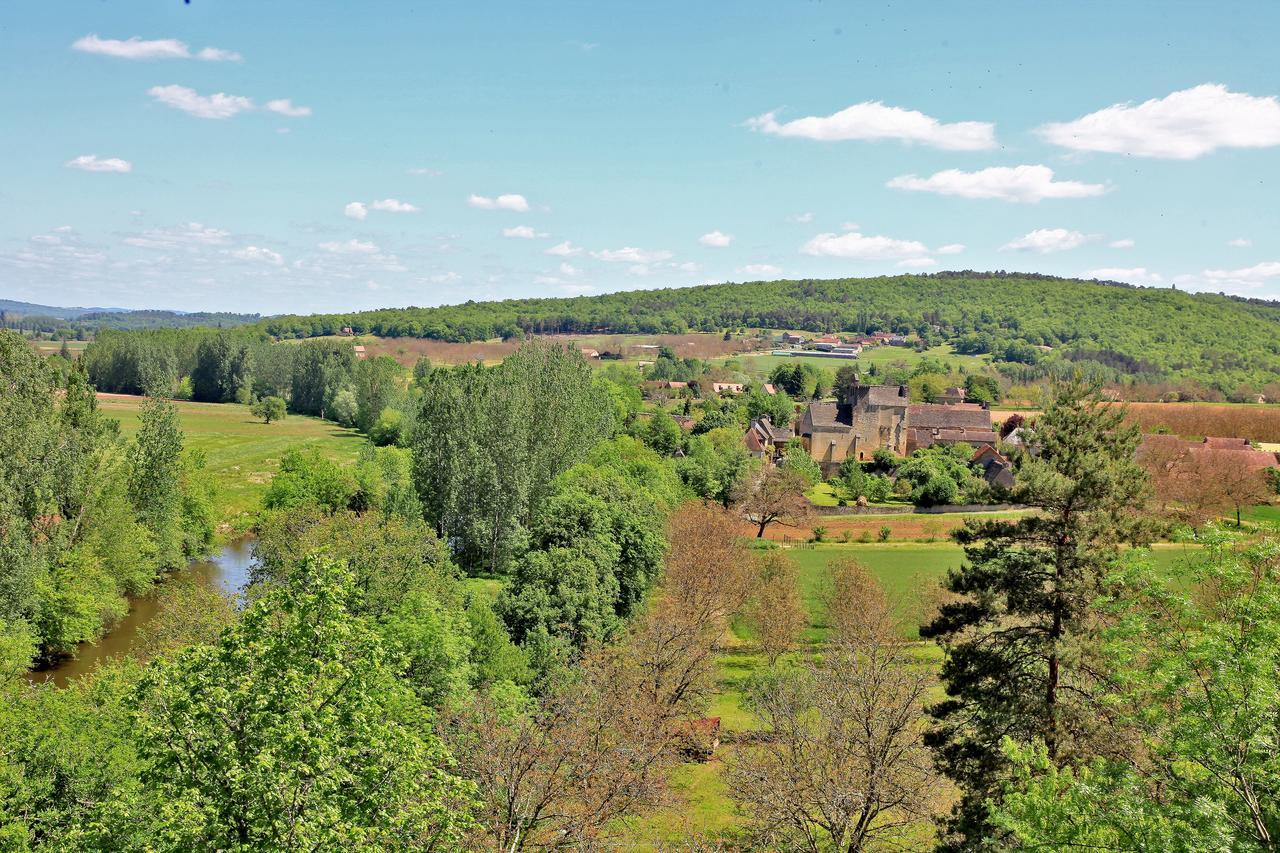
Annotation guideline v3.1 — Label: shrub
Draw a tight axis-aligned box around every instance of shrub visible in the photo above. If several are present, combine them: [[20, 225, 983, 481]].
[[878, 525, 892, 542], [251, 395, 287, 424]]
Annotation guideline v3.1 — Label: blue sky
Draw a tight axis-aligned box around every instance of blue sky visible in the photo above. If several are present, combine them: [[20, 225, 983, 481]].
[[2, 0, 1279, 314]]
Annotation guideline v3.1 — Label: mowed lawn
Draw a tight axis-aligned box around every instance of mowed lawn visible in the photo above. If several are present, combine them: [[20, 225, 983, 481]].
[[96, 395, 364, 529]]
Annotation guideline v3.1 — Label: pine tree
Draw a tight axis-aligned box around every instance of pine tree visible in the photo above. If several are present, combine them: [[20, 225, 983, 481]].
[[920, 379, 1153, 850]]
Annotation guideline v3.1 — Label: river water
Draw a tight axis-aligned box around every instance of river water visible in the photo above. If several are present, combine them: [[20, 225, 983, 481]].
[[26, 538, 256, 687]]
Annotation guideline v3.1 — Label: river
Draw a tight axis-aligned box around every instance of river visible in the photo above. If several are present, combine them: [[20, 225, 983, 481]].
[[26, 537, 255, 687]]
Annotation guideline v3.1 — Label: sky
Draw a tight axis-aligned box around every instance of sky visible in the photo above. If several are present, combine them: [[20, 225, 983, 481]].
[[2, 0, 1279, 314]]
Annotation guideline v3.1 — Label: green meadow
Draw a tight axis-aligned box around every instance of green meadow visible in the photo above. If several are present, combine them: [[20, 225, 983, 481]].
[[96, 395, 364, 531]]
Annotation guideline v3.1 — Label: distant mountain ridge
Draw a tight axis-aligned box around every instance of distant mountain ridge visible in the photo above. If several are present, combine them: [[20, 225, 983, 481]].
[[0, 298, 260, 331]]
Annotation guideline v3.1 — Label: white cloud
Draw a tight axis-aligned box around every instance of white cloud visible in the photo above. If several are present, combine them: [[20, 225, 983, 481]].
[[800, 231, 929, 260], [196, 47, 242, 62], [559, 262, 579, 276], [789, 212, 814, 224], [502, 225, 547, 239], [1001, 228, 1089, 254], [545, 241, 582, 257], [319, 239, 380, 254], [1086, 267, 1163, 285], [1202, 262, 1280, 285], [887, 165, 1106, 203], [747, 101, 995, 150], [936, 243, 965, 254], [468, 193, 530, 212], [265, 98, 312, 118], [1109, 238, 1136, 249], [370, 198, 418, 213], [408, 167, 443, 176], [739, 263, 782, 277], [148, 85, 253, 119], [72, 34, 240, 62], [897, 257, 938, 269], [840, 221, 861, 232], [1228, 237, 1252, 248], [591, 247, 674, 263], [1037, 84, 1280, 159], [699, 230, 734, 248], [344, 202, 368, 220], [65, 154, 132, 173], [124, 222, 230, 249], [231, 246, 284, 265]]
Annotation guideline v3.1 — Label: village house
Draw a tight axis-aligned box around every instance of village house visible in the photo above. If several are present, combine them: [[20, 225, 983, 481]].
[[937, 386, 967, 405], [1141, 434, 1280, 472], [352, 344, 367, 359], [971, 444, 1015, 490], [745, 415, 794, 460], [712, 382, 745, 395], [761, 383, 778, 395], [777, 332, 806, 345], [797, 383, 996, 474]]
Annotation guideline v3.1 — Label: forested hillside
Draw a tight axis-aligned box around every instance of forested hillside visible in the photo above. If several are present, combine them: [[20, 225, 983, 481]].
[[256, 273, 1280, 386]]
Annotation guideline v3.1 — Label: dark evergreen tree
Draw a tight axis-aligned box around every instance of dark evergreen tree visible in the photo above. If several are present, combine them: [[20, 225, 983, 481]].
[[919, 379, 1153, 850]]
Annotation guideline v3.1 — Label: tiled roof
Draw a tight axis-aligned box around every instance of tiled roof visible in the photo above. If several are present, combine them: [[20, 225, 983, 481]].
[[863, 384, 909, 407], [908, 403, 991, 431]]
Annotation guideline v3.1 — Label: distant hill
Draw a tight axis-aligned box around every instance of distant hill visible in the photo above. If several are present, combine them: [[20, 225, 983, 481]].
[[0, 298, 127, 319], [0, 298, 259, 332], [244, 272, 1280, 391]]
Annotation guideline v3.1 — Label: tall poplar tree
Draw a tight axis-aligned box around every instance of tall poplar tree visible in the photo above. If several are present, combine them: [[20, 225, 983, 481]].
[[920, 379, 1152, 850]]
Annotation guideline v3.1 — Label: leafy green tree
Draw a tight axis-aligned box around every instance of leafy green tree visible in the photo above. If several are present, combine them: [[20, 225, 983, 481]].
[[328, 386, 359, 426], [920, 379, 1153, 849], [780, 446, 823, 486], [190, 332, 252, 403], [128, 396, 185, 569], [134, 558, 477, 849], [355, 355, 403, 433], [290, 339, 356, 417], [249, 394, 286, 423], [745, 387, 793, 426], [993, 532, 1280, 851], [642, 411, 683, 456], [838, 457, 868, 499], [262, 447, 356, 513]]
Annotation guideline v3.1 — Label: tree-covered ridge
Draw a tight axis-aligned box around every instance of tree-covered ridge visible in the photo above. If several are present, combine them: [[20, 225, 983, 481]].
[[256, 272, 1280, 381]]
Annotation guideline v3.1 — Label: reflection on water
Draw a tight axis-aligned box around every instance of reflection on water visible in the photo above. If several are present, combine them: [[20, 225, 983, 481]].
[[26, 537, 255, 687]]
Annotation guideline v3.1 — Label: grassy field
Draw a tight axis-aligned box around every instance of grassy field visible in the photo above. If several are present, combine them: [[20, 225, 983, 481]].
[[725, 343, 990, 377], [96, 394, 364, 532], [625, 539, 1203, 845]]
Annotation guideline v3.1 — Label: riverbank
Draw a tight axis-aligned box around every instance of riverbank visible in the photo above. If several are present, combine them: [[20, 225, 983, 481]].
[[25, 538, 255, 687]]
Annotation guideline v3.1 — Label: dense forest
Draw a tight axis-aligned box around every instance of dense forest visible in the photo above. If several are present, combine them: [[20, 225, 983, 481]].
[[252, 273, 1280, 385], [0, 299, 259, 338]]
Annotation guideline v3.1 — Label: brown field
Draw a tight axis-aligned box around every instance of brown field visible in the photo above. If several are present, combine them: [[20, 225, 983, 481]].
[[995, 402, 1280, 442], [330, 332, 760, 367]]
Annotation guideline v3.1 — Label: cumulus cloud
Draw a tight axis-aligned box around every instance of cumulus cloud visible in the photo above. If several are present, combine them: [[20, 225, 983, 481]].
[[936, 243, 965, 254], [72, 34, 241, 62], [468, 193, 530, 212], [545, 241, 582, 257], [265, 98, 311, 118], [1037, 84, 1280, 159], [747, 101, 995, 150], [789, 212, 814, 224], [148, 85, 253, 119], [1001, 228, 1089, 254], [231, 246, 284, 265], [800, 231, 929, 260], [502, 225, 547, 239], [65, 154, 132, 173], [319, 238, 380, 254], [1109, 238, 1136, 249], [344, 202, 368, 220], [887, 165, 1106, 203], [698, 230, 733, 248], [1202, 262, 1280, 286], [739, 263, 782, 277], [370, 198, 418, 213], [559, 262, 580, 276], [591, 247, 674, 263], [1228, 237, 1253, 248], [1086, 267, 1163, 285]]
